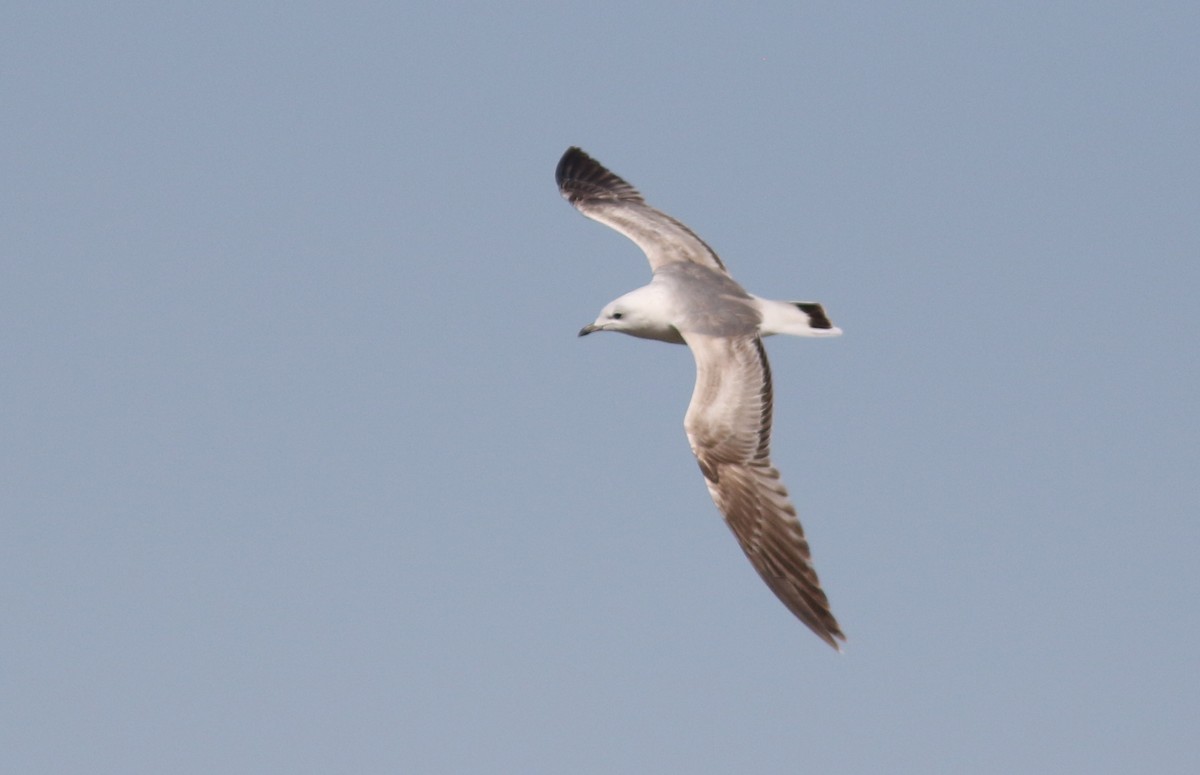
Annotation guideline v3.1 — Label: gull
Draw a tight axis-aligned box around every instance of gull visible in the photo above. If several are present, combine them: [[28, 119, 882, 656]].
[[556, 147, 846, 650]]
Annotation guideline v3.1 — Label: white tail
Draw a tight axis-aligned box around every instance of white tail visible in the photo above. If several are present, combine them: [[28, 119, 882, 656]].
[[756, 298, 843, 337]]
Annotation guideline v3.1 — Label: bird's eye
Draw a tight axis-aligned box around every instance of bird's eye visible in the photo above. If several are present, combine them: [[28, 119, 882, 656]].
[[611, 312, 623, 320]]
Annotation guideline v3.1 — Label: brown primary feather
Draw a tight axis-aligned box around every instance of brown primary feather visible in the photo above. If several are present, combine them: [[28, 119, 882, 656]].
[[684, 335, 845, 650], [555, 147, 729, 274]]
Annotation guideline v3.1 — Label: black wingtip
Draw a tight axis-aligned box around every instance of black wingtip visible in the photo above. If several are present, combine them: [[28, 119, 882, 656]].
[[555, 147, 644, 204], [554, 146, 586, 188]]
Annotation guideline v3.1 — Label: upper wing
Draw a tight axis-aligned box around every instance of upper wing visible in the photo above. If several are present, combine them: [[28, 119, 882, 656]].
[[683, 333, 845, 649], [555, 147, 729, 275]]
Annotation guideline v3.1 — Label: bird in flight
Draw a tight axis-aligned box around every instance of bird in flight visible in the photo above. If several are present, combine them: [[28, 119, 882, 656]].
[[556, 147, 846, 649]]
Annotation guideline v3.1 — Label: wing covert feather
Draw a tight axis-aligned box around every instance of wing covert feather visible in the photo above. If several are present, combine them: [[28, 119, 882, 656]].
[[683, 334, 845, 649], [556, 147, 728, 274]]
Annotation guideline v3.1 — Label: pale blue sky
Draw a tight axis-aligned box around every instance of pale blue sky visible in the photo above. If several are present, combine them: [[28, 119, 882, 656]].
[[3, 2, 1198, 773]]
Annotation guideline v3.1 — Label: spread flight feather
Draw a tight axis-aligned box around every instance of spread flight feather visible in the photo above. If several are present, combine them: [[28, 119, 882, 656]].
[[557, 147, 845, 649]]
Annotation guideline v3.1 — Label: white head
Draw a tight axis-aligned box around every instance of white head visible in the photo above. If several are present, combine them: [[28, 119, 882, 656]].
[[577, 285, 685, 344]]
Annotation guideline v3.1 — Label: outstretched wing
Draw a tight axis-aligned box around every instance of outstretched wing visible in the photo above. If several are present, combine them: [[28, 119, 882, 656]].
[[682, 333, 845, 649], [555, 147, 729, 274]]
